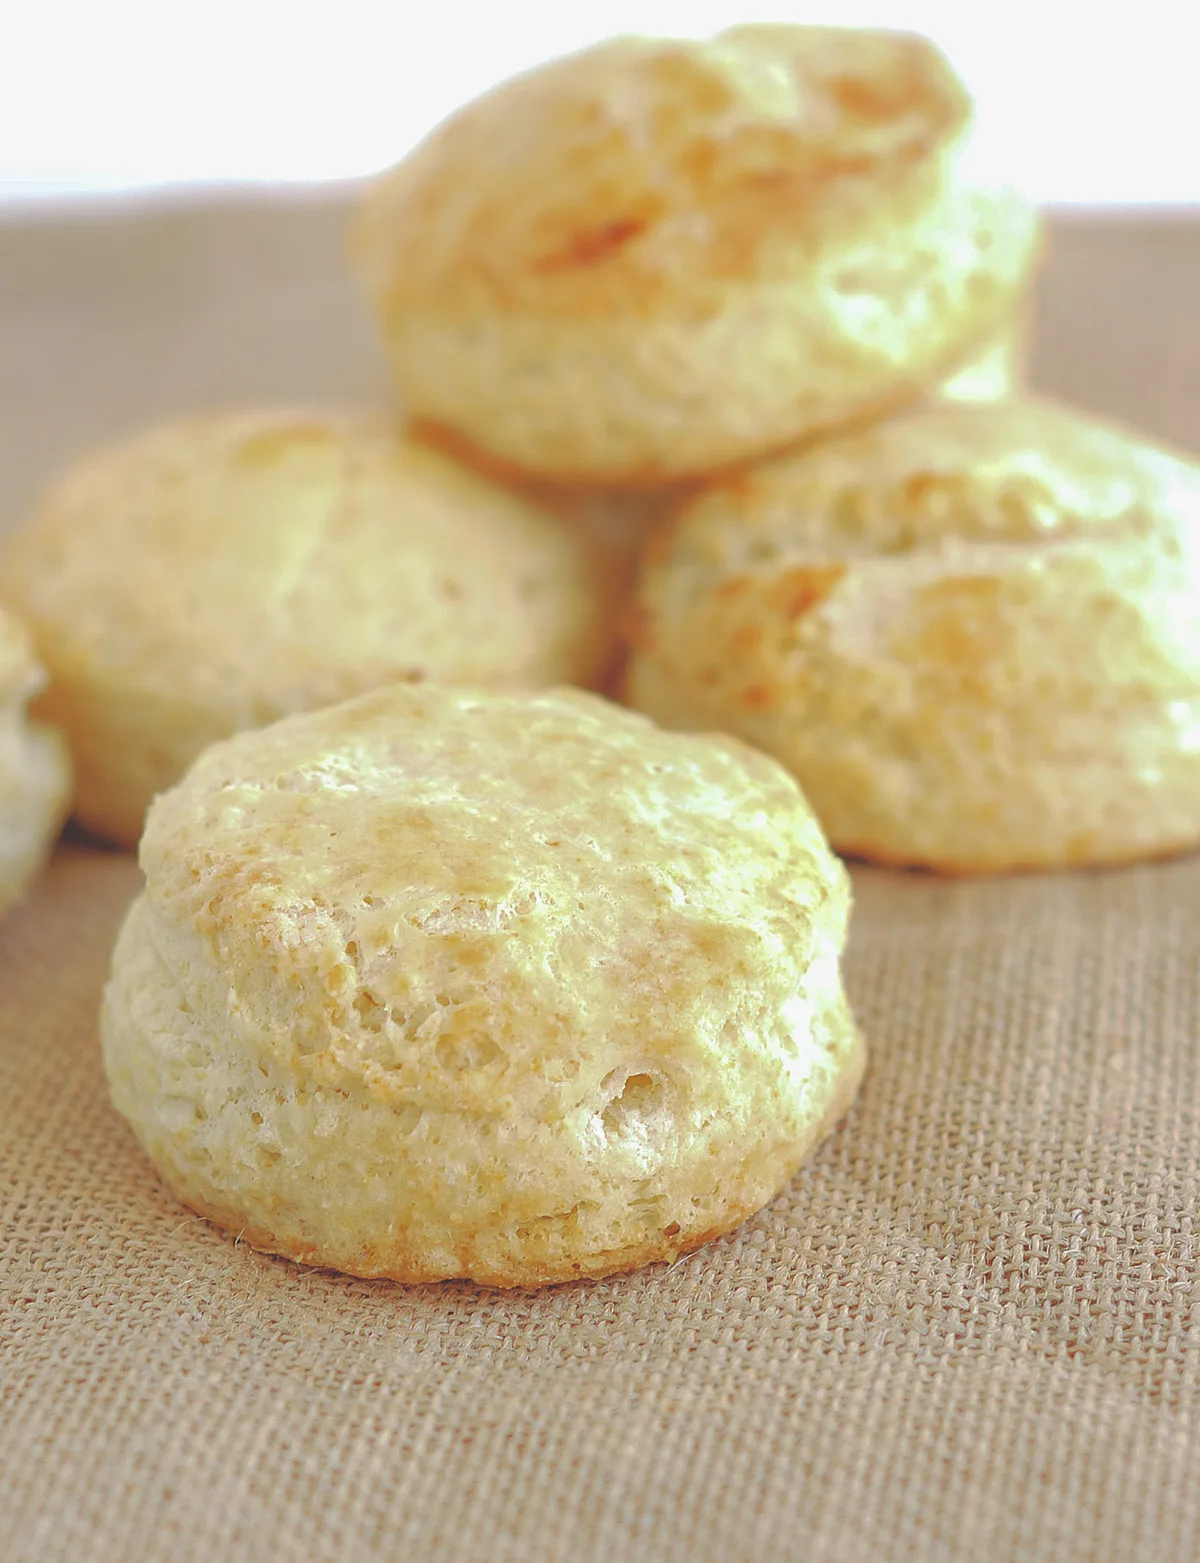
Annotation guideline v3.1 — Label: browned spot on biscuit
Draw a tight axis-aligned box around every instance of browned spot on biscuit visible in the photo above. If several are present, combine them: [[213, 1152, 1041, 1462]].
[[902, 471, 940, 504], [744, 683, 775, 709], [901, 574, 1009, 696], [535, 217, 648, 274], [777, 564, 846, 620], [744, 168, 792, 190], [829, 72, 898, 120]]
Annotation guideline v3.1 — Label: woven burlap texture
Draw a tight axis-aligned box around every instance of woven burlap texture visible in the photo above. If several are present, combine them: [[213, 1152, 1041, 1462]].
[[3, 203, 1200, 1562]]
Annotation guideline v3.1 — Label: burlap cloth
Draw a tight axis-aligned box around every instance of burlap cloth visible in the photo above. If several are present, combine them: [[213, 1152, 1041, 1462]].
[[3, 199, 1199, 1562]]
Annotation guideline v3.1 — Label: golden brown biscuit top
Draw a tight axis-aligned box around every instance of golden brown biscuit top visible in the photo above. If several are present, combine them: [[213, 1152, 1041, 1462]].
[[141, 684, 845, 1112], [353, 25, 973, 316], [1, 411, 606, 702], [667, 402, 1200, 572], [630, 401, 1200, 723]]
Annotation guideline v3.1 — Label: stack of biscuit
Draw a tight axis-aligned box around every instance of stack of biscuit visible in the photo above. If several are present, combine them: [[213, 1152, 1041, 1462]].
[[350, 23, 1200, 875], [2, 24, 1197, 1287]]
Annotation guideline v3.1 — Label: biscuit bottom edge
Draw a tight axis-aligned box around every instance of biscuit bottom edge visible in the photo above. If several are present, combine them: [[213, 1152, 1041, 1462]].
[[119, 1020, 865, 1291], [101, 896, 866, 1291]]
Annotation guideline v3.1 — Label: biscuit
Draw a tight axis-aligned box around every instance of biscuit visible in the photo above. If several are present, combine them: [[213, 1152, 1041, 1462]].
[[623, 400, 1200, 873], [352, 25, 1041, 487], [100, 683, 864, 1287], [1, 412, 615, 848], [0, 608, 71, 918]]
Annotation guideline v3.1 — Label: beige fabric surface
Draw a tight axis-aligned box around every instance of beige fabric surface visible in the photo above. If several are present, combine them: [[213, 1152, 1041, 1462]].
[[3, 198, 1200, 1562]]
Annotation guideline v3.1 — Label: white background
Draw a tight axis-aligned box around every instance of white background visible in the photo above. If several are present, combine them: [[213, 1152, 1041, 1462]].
[[3, 1, 1197, 204]]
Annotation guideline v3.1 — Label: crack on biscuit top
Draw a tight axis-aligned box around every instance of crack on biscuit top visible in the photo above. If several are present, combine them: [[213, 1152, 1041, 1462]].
[[356, 24, 972, 310]]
